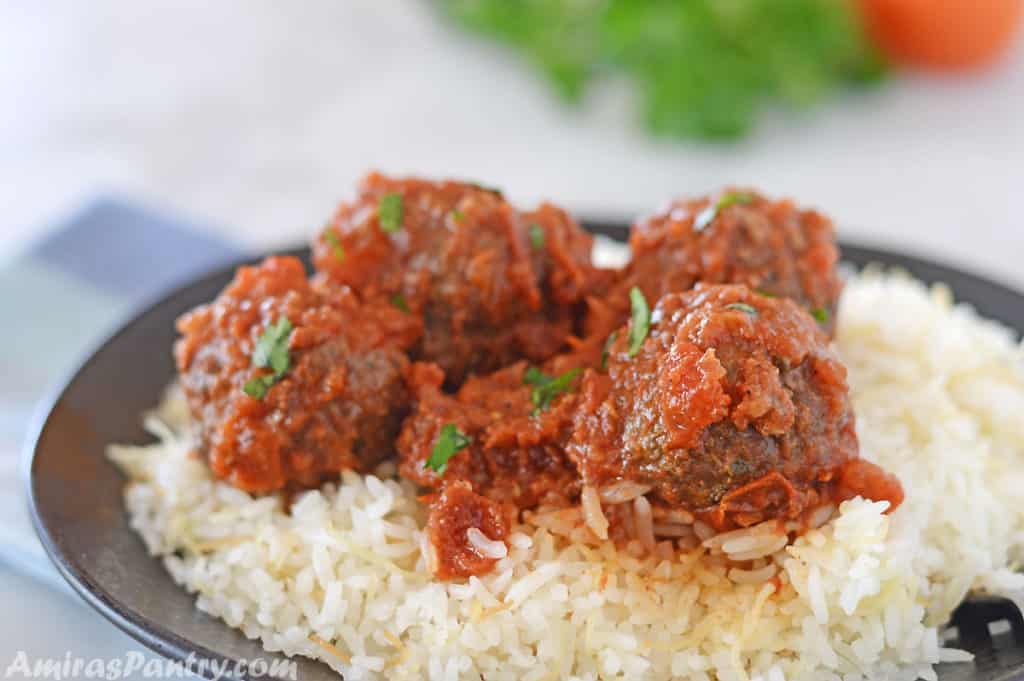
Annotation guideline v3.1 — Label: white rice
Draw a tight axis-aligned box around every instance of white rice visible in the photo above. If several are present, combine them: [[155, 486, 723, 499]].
[[580, 486, 609, 541], [466, 528, 508, 560], [108, 270, 1024, 680], [633, 496, 656, 550]]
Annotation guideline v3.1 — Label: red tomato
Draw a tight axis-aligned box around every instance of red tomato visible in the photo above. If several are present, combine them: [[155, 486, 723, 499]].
[[857, 0, 1024, 70]]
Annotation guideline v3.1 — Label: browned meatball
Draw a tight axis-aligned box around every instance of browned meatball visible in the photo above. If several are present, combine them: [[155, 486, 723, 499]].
[[174, 256, 421, 493], [312, 172, 603, 386], [569, 284, 897, 531], [586, 189, 843, 338]]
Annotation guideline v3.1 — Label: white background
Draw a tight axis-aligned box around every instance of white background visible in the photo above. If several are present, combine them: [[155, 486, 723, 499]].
[[1, 0, 1022, 667], [2, 1, 1023, 286]]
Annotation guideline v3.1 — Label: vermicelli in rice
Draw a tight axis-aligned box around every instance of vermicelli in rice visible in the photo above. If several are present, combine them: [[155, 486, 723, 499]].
[[598, 481, 653, 504], [109, 270, 1024, 680]]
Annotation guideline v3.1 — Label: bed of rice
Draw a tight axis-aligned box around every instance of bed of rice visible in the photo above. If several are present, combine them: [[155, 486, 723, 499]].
[[108, 270, 1024, 681]]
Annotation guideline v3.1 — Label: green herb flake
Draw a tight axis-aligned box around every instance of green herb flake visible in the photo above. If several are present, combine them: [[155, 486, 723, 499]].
[[600, 330, 618, 370], [244, 318, 294, 399], [627, 287, 650, 357], [726, 302, 758, 316], [719, 192, 754, 210], [811, 306, 830, 324], [523, 366, 548, 386], [243, 374, 276, 399], [523, 366, 581, 415], [528, 223, 546, 250], [694, 192, 754, 231], [755, 289, 777, 298], [378, 193, 404, 233], [252, 318, 293, 373], [424, 423, 472, 474], [450, 209, 465, 222], [324, 229, 345, 262], [391, 293, 410, 313]]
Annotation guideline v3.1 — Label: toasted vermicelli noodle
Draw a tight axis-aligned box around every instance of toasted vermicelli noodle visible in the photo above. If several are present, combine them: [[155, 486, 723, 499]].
[[728, 564, 778, 584], [653, 507, 695, 525], [651, 522, 694, 538], [598, 481, 652, 504], [109, 271, 1024, 681]]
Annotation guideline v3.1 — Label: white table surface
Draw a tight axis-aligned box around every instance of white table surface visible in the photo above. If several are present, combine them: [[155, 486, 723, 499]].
[[1, 0, 1022, 668]]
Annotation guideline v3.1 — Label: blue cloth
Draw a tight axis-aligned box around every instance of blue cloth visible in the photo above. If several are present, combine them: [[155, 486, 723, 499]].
[[29, 198, 239, 298], [0, 198, 242, 590]]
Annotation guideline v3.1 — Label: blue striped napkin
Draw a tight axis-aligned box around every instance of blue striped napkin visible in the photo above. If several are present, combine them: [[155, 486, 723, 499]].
[[0, 198, 241, 590]]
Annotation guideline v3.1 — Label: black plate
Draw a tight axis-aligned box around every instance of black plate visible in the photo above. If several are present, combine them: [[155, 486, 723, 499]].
[[27, 223, 1024, 681]]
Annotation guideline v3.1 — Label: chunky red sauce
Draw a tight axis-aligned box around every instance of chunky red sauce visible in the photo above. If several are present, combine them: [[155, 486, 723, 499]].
[[175, 175, 904, 579], [424, 481, 510, 580]]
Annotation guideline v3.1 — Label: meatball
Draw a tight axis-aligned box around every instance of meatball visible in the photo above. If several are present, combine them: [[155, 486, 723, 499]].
[[524, 201, 610, 309], [174, 256, 421, 493], [398, 361, 581, 512], [586, 189, 843, 337], [398, 357, 586, 579], [312, 172, 603, 386], [569, 284, 900, 530]]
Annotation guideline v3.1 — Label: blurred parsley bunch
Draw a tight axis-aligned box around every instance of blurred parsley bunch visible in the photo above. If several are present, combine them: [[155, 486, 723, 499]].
[[441, 0, 886, 139]]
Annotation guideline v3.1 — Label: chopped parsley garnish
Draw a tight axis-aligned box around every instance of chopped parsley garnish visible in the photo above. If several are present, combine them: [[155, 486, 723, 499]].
[[755, 289, 777, 298], [694, 191, 754, 231], [726, 302, 758, 316], [324, 229, 344, 262], [600, 330, 618, 370], [243, 318, 293, 399], [439, 0, 885, 141], [523, 366, 547, 386], [528, 223, 545, 250], [242, 374, 277, 399], [450, 209, 465, 222], [391, 293, 409, 313], [523, 366, 581, 415], [627, 287, 650, 357], [719, 191, 755, 210], [811, 306, 830, 324], [424, 423, 471, 474], [378, 193, 404, 233], [252, 318, 292, 374]]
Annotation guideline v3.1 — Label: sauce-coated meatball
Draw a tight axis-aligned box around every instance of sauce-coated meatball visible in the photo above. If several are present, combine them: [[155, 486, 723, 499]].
[[313, 172, 602, 386], [175, 256, 420, 492], [570, 284, 897, 530], [586, 189, 843, 338]]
